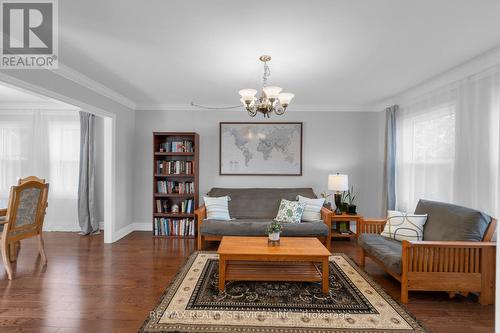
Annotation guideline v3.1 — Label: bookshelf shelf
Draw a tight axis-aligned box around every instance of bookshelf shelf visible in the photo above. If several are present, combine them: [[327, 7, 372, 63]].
[[154, 193, 195, 197], [153, 235, 196, 239], [154, 152, 195, 156], [154, 213, 195, 218], [153, 132, 199, 238]]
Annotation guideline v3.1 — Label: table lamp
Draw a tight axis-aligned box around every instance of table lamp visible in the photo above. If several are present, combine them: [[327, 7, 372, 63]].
[[328, 173, 348, 215]]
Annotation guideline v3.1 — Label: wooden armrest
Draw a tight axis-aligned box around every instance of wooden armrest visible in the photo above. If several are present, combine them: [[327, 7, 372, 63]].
[[402, 240, 496, 275], [0, 209, 6, 217], [194, 205, 206, 223], [321, 207, 332, 229], [403, 240, 496, 248], [321, 206, 332, 219], [363, 218, 387, 224], [0, 219, 7, 225]]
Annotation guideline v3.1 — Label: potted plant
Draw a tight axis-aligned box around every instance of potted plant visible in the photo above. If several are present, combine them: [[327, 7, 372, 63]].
[[344, 185, 358, 215], [320, 192, 332, 209], [340, 191, 349, 213], [267, 220, 283, 242]]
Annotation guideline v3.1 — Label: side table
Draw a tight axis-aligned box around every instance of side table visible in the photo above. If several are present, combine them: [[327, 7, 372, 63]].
[[328, 213, 363, 239]]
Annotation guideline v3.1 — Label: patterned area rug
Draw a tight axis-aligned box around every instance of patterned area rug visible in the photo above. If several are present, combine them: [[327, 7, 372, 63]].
[[140, 252, 429, 333]]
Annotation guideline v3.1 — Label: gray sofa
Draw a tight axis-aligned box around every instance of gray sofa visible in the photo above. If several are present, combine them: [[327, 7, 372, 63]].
[[358, 199, 496, 304], [195, 188, 332, 250]]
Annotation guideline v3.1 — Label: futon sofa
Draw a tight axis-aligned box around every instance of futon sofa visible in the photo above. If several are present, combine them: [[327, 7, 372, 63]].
[[358, 199, 496, 304], [195, 188, 332, 250]]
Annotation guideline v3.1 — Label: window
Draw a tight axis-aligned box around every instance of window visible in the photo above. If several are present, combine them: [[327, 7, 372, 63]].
[[48, 119, 80, 198], [396, 103, 455, 212], [0, 110, 80, 229]]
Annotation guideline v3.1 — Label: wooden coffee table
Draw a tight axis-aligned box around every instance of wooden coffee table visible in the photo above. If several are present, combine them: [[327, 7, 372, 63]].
[[217, 236, 331, 294]]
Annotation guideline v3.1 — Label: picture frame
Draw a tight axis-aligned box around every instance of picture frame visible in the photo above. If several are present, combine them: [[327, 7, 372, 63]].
[[219, 122, 303, 176]]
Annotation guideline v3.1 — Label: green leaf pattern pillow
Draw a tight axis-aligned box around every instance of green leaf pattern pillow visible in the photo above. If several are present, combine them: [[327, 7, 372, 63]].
[[275, 199, 306, 223]]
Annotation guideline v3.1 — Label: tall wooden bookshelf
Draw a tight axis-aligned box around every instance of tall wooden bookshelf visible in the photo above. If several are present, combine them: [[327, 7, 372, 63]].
[[152, 132, 199, 238]]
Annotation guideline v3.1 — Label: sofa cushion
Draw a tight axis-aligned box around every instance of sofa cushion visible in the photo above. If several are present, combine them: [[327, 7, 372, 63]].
[[207, 188, 317, 219], [415, 199, 491, 241], [298, 195, 325, 222], [275, 199, 305, 223], [358, 234, 402, 274], [201, 219, 329, 237], [203, 196, 231, 220], [381, 210, 427, 241]]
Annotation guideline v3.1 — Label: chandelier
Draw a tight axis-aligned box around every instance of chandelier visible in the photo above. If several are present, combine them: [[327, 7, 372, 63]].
[[238, 55, 294, 117]]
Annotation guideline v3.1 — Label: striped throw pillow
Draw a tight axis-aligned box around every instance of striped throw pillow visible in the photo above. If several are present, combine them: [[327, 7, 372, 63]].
[[203, 196, 231, 221], [297, 195, 325, 222], [381, 210, 428, 242]]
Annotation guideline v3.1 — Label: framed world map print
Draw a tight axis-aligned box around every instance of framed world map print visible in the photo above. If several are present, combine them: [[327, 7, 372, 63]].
[[219, 122, 303, 175]]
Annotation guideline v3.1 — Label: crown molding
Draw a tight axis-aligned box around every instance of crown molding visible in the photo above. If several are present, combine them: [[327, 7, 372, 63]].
[[51, 63, 136, 110], [0, 102, 79, 110], [135, 104, 382, 112], [376, 45, 500, 107]]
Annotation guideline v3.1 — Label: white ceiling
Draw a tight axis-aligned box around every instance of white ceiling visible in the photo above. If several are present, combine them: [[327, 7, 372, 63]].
[[29, 0, 500, 108]]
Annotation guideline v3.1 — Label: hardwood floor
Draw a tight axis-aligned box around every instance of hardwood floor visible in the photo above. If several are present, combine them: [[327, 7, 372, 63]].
[[0, 232, 494, 332]]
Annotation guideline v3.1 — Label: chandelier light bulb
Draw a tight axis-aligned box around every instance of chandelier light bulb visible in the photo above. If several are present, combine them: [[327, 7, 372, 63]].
[[278, 92, 294, 106], [262, 86, 282, 99], [240, 98, 254, 107], [238, 89, 257, 103]]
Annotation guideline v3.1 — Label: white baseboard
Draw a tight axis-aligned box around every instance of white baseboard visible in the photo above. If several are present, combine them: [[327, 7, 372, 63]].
[[112, 223, 135, 242], [111, 222, 152, 242], [133, 222, 152, 231]]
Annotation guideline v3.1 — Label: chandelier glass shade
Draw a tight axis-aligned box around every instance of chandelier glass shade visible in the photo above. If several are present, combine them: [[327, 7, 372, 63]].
[[238, 56, 294, 117]]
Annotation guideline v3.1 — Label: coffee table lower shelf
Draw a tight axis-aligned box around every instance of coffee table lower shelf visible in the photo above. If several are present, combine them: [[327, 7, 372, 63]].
[[219, 260, 329, 294], [225, 261, 323, 282]]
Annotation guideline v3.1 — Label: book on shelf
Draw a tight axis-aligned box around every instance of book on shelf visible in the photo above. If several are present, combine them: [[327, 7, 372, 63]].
[[155, 199, 169, 213], [155, 198, 194, 214], [158, 140, 194, 153], [153, 218, 195, 236], [156, 160, 193, 175], [156, 181, 194, 194]]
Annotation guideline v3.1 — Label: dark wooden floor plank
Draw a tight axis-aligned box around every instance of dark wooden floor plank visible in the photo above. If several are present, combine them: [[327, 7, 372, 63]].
[[0, 232, 494, 332]]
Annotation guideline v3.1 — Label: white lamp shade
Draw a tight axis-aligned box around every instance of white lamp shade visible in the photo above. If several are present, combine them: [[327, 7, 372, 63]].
[[278, 92, 294, 105], [262, 86, 282, 99], [238, 89, 257, 102], [328, 174, 348, 191]]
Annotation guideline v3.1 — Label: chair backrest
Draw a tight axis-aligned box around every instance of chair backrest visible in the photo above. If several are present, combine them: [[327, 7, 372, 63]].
[[415, 199, 492, 241], [206, 187, 317, 219], [3, 180, 49, 242], [18, 176, 46, 185]]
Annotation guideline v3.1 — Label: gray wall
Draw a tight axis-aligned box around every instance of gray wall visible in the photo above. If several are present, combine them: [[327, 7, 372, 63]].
[[133, 110, 386, 225]]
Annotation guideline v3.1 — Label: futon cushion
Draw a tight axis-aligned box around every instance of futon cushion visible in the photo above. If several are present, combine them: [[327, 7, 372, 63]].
[[297, 195, 325, 222], [207, 188, 317, 219], [358, 234, 402, 274], [203, 196, 231, 221], [381, 210, 427, 241], [275, 199, 305, 223], [415, 199, 491, 241], [201, 219, 329, 237]]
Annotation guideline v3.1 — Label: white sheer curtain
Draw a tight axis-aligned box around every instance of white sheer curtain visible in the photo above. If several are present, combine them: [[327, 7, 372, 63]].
[[0, 110, 80, 231], [396, 65, 500, 220]]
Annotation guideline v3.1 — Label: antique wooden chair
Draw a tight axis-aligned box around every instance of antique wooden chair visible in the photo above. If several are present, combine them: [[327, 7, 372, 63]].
[[0, 177, 49, 280]]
